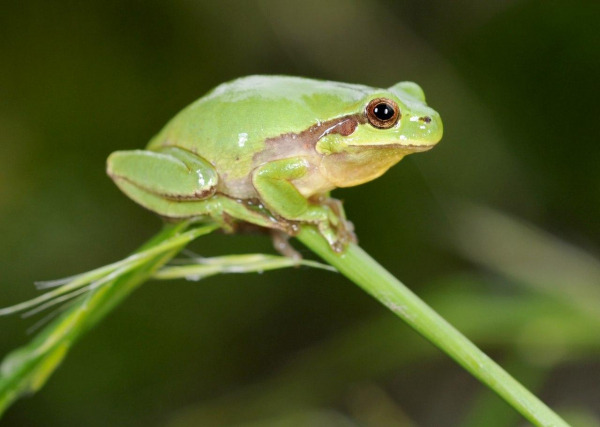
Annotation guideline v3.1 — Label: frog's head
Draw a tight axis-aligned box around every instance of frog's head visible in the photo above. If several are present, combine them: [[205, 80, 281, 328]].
[[317, 81, 443, 188]]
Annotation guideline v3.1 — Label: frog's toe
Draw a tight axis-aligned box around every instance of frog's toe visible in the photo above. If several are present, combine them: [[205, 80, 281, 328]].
[[270, 230, 303, 261]]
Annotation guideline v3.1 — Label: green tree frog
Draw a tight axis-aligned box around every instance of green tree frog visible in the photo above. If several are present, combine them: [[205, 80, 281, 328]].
[[107, 76, 442, 252]]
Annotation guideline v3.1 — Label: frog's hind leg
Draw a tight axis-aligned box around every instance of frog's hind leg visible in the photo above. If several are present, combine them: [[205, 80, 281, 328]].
[[108, 147, 298, 234], [109, 176, 297, 234], [107, 147, 219, 201]]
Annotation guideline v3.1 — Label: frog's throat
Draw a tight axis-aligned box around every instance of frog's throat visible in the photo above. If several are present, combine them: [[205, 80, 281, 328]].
[[320, 145, 412, 188]]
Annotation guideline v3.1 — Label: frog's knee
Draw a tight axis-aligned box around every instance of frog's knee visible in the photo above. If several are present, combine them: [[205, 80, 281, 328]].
[[107, 149, 218, 201]]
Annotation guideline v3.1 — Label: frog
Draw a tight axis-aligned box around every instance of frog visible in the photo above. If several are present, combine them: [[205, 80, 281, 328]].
[[106, 75, 442, 253]]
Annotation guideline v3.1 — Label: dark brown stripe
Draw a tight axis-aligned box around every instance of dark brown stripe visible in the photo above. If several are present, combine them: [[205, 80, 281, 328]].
[[253, 114, 366, 165]]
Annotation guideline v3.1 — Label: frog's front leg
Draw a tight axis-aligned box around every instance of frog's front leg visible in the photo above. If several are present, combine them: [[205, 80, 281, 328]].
[[252, 157, 351, 252]]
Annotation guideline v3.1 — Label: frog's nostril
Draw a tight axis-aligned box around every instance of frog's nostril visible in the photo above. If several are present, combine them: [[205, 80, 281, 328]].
[[418, 116, 432, 124]]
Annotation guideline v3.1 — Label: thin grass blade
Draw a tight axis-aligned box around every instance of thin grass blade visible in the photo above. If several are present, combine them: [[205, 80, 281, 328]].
[[0, 222, 217, 417]]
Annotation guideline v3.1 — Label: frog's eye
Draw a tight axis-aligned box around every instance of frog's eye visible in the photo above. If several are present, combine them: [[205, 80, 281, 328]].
[[366, 98, 400, 129]]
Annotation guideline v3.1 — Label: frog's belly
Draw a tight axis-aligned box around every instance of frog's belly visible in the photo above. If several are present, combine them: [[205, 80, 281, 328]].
[[217, 156, 335, 200], [217, 173, 257, 199]]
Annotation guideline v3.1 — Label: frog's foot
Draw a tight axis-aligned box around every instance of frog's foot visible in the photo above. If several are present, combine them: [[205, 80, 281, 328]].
[[317, 219, 352, 253], [289, 202, 353, 253], [270, 230, 303, 261], [313, 196, 357, 246], [329, 222, 357, 252]]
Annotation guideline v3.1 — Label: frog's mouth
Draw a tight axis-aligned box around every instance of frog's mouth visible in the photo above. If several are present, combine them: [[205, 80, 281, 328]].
[[405, 144, 435, 152], [347, 143, 435, 152]]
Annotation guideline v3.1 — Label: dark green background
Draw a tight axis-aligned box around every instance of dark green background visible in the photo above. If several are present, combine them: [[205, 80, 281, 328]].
[[1, 1, 598, 426]]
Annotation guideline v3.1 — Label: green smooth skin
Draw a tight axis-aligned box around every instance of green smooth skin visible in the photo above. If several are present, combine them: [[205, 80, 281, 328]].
[[107, 76, 443, 251]]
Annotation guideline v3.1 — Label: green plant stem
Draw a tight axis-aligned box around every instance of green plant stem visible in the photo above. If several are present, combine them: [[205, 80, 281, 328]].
[[296, 226, 568, 427], [0, 221, 216, 417]]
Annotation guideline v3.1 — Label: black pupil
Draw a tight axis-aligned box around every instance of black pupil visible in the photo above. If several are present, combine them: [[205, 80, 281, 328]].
[[373, 103, 395, 121]]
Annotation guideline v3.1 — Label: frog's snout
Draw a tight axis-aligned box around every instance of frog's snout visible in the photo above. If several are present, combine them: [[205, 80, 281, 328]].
[[403, 109, 443, 146], [425, 111, 443, 144]]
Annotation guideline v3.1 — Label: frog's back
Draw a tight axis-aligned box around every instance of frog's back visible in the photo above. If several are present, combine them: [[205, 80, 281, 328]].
[[149, 76, 372, 167]]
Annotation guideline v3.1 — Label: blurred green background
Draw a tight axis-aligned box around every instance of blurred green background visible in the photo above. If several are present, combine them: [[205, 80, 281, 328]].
[[1, 1, 599, 426]]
